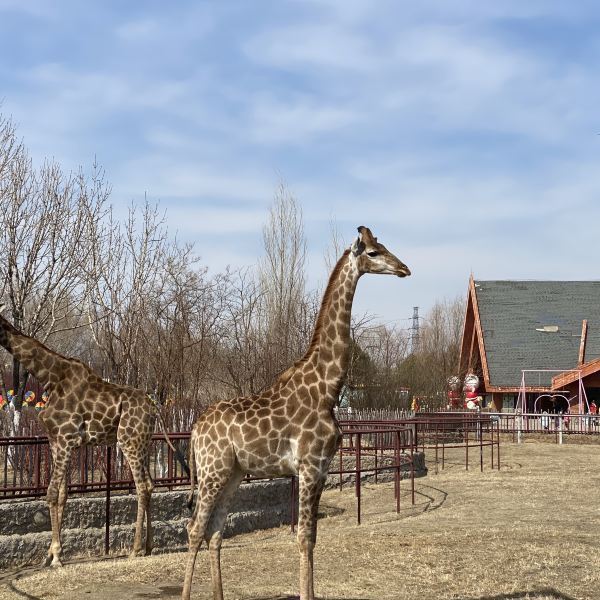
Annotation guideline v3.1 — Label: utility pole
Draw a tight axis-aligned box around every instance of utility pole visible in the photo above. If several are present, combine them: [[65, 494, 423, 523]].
[[410, 306, 420, 353]]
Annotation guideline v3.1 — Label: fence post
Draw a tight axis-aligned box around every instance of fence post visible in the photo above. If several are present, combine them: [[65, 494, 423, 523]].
[[479, 420, 483, 472], [355, 433, 361, 525], [34, 440, 41, 494], [410, 428, 415, 505], [496, 421, 501, 470], [394, 431, 400, 514], [339, 441, 344, 491], [465, 418, 469, 471], [558, 415, 563, 445], [374, 433, 378, 485], [290, 476, 297, 533], [167, 442, 174, 492], [434, 422, 439, 475], [105, 446, 112, 555]]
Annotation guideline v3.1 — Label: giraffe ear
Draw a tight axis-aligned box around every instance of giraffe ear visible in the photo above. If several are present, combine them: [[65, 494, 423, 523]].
[[351, 232, 365, 256], [357, 226, 376, 245]]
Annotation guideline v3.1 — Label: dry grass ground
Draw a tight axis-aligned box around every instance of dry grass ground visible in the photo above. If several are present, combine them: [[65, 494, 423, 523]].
[[2, 441, 600, 600]]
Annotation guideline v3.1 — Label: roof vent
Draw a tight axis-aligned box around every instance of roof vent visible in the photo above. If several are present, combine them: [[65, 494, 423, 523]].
[[536, 325, 559, 333]]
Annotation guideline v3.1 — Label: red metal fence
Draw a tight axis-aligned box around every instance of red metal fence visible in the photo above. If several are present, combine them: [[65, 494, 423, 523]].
[[0, 424, 421, 559], [1, 416, 500, 501], [0, 422, 421, 527], [0, 415, 504, 555]]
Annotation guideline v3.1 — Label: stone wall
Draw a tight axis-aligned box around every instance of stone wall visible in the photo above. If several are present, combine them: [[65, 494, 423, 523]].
[[0, 451, 427, 571], [0, 479, 292, 571]]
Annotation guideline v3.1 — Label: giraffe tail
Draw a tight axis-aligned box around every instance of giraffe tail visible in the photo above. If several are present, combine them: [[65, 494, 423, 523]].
[[154, 406, 191, 479], [186, 439, 196, 512]]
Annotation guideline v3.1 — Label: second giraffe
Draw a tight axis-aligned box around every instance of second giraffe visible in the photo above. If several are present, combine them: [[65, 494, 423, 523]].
[[182, 226, 411, 600]]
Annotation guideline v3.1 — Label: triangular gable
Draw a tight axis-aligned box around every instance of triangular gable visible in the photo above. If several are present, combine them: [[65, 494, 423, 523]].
[[458, 275, 491, 390]]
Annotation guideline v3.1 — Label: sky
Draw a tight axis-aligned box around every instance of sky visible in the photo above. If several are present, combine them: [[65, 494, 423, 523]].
[[1, 1, 600, 330]]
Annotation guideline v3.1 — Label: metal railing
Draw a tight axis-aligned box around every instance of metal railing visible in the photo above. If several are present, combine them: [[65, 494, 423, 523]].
[[0, 423, 419, 530], [484, 411, 600, 442], [0, 414, 507, 558], [0, 432, 190, 499], [342, 414, 500, 473]]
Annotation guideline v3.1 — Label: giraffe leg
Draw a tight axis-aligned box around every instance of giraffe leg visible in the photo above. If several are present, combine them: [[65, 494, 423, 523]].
[[309, 478, 325, 547], [43, 445, 72, 568], [297, 469, 326, 600], [56, 474, 68, 532], [48, 440, 68, 533], [204, 467, 244, 600], [121, 447, 153, 558], [182, 453, 237, 600], [143, 461, 154, 556]]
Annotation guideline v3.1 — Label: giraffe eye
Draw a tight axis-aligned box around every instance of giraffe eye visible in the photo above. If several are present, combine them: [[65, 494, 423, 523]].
[[367, 251, 379, 257]]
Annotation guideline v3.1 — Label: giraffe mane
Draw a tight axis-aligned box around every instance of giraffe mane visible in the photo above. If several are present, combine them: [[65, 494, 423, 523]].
[[275, 248, 351, 385]]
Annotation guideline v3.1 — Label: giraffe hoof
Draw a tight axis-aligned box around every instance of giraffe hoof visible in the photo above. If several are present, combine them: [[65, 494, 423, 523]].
[[41, 555, 53, 568], [51, 558, 64, 568], [129, 549, 145, 559]]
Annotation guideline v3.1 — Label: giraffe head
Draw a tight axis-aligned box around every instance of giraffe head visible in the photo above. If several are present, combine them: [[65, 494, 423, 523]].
[[351, 226, 411, 277]]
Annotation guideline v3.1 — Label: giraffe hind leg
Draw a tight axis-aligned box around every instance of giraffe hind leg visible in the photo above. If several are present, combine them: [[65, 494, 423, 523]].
[[143, 461, 154, 555], [182, 456, 238, 600], [204, 466, 244, 600], [120, 443, 154, 558]]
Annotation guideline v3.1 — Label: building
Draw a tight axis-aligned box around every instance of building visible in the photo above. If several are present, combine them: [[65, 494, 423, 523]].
[[458, 277, 600, 412]]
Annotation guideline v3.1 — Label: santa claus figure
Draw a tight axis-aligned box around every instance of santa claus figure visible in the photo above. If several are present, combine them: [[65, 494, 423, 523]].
[[464, 374, 482, 410], [447, 376, 462, 409]]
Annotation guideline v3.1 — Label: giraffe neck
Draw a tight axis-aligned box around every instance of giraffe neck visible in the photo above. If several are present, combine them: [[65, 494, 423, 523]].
[[0, 315, 58, 389], [302, 249, 361, 388]]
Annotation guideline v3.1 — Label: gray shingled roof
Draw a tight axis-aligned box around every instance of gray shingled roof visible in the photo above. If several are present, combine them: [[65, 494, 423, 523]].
[[474, 281, 600, 388]]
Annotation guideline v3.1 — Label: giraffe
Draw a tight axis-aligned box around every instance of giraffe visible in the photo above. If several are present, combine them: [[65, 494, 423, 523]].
[[0, 307, 157, 566], [182, 226, 411, 600]]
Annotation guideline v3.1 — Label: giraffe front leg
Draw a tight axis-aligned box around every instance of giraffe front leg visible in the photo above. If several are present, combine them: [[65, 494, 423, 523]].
[[297, 470, 326, 600], [56, 474, 68, 532], [43, 450, 71, 568]]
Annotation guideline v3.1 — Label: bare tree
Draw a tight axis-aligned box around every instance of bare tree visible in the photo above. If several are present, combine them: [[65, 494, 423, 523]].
[[85, 200, 169, 385], [216, 268, 266, 396], [140, 243, 227, 410], [346, 320, 411, 409], [213, 185, 318, 396], [0, 114, 109, 427], [258, 183, 309, 379], [323, 218, 346, 273], [398, 297, 464, 407]]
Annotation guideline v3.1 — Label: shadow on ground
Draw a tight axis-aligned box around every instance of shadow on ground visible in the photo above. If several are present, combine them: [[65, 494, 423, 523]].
[[5, 581, 42, 600], [249, 597, 369, 600], [462, 588, 578, 600]]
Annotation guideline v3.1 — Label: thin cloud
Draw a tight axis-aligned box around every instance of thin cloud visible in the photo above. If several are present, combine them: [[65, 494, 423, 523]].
[[2, 1, 600, 323]]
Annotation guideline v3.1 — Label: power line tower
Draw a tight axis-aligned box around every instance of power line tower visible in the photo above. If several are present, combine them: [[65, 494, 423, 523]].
[[410, 306, 420, 353]]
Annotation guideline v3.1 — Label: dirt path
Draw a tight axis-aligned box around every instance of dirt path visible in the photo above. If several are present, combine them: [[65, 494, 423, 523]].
[[2, 442, 599, 600]]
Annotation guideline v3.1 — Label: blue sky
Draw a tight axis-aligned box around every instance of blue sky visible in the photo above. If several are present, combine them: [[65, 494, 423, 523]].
[[1, 1, 600, 327]]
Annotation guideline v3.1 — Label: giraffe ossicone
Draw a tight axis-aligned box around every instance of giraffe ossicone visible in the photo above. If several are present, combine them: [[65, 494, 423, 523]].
[[182, 225, 410, 600]]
